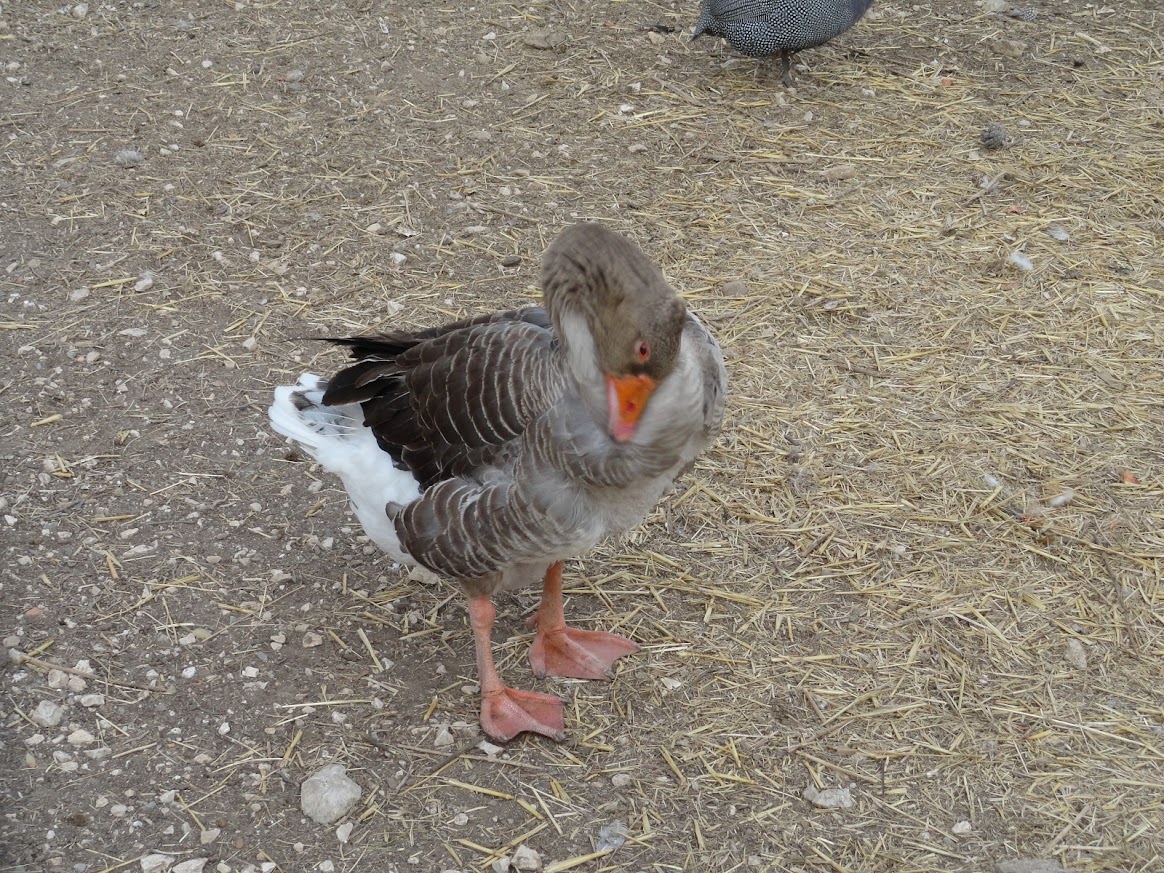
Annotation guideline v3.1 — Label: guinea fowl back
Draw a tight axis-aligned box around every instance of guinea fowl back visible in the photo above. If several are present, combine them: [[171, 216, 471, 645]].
[[694, 0, 875, 82]]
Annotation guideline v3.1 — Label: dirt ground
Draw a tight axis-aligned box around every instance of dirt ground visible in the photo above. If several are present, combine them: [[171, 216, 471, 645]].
[[2, 1, 1162, 872]]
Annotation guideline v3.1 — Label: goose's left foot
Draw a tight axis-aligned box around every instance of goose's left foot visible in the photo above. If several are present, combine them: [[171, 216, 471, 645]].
[[527, 561, 639, 680]]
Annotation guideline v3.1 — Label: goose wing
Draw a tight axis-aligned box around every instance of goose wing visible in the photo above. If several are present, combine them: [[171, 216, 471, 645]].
[[322, 307, 562, 489]]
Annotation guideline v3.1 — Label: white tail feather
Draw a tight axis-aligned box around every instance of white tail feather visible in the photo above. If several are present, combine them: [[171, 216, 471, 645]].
[[269, 373, 420, 564]]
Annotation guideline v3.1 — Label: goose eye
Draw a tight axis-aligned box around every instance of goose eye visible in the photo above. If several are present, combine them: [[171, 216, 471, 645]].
[[636, 341, 650, 361]]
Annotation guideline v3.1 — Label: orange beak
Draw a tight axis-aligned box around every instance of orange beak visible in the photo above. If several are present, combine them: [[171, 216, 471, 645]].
[[605, 373, 658, 443]]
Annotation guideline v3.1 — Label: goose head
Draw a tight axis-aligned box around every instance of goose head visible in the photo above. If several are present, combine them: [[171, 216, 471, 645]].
[[542, 223, 687, 443]]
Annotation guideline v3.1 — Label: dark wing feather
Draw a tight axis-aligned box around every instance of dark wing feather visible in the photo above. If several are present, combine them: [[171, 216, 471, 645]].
[[321, 306, 561, 489]]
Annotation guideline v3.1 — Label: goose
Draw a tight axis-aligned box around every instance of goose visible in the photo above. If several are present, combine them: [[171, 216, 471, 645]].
[[269, 223, 727, 742]]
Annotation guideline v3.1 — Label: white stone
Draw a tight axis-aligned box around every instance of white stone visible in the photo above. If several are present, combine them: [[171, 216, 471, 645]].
[[803, 784, 854, 809], [336, 821, 354, 843], [1065, 638, 1087, 670], [173, 861, 207, 873], [511, 845, 540, 871], [67, 728, 96, 745], [200, 828, 220, 845], [140, 854, 176, 873], [31, 700, 65, 727], [301, 763, 362, 824], [952, 820, 972, 835], [79, 693, 105, 707]]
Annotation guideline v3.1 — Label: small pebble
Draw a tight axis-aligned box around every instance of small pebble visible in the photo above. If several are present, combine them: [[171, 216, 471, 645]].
[[523, 30, 566, 50], [1065, 638, 1087, 670], [200, 828, 220, 845], [721, 281, 749, 300], [433, 725, 455, 748], [71, 3, 88, 18], [952, 820, 972, 835], [301, 763, 362, 825], [67, 728, 96, 745], [511, 845, 541, 872], [114, 149, 145, 168], [611, 773, 632, 788], [140, 854, 175, 873], [803, 784, 855, 809], [336, 821, 354, 843], [31, 700, 65, 727]]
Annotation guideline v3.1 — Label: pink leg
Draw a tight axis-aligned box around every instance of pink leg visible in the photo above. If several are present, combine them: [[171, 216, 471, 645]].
[[528, 562, 640, 681], [468, 595, 565, 743]]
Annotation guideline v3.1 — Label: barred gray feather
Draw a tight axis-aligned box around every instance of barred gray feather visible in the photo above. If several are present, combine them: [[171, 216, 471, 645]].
[[291, 223, 726, 597]]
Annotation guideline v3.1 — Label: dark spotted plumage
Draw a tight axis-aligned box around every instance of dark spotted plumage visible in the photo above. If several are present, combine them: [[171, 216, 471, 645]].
[[693, 0, 875, 84]]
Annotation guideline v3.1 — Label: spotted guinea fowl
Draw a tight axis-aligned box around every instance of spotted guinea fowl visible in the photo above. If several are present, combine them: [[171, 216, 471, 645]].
[[269, 223, 727, 742], [692, 0, 875, 85]]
